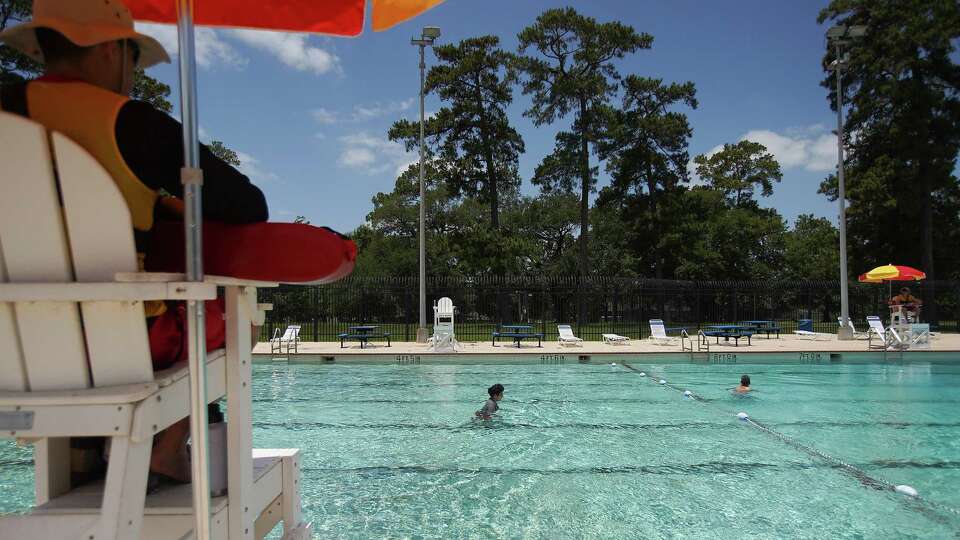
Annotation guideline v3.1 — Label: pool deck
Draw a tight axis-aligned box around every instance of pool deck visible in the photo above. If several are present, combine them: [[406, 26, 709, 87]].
[[254, 333, 960, 360]]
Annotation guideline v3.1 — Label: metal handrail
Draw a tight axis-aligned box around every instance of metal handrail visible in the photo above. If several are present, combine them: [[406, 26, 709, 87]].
[[680, 329, 692, 352], [697, 329, 710, 352]]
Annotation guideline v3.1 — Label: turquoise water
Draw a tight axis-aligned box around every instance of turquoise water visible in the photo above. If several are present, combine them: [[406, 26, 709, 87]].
[[3, 360, 960, 538]]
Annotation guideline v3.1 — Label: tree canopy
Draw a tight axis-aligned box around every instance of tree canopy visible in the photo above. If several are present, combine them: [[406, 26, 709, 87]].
[[516, 7, 653, 278]]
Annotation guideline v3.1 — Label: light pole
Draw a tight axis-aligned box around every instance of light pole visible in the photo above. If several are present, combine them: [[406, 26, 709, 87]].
[[412, 26, 440, 343], [827, 24, 866, 340]]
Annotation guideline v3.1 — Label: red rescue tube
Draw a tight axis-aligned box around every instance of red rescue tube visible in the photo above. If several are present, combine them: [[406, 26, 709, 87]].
[[146, 221, 356, 284]]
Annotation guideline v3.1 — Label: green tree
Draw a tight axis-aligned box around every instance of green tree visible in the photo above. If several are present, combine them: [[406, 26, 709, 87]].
[[130, 69, 172, 113], [817, 0, 960, 288], [1, 0, 173, 112], [600, 75, 697, 277], [390, 36, 523, 231], [783, 214, 840, 280], [516, 7, 652, 278], [0, 1, 37, 84], [208, 140, 241, 167], [693, 140, 782, 207]]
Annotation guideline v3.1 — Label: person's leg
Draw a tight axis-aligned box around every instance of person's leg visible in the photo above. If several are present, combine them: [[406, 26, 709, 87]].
[[149, 417, 191, 482]]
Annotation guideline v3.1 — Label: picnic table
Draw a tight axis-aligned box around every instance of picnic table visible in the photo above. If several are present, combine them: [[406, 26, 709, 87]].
[[339, 325, 391, 349], [741, 320, 781, 338], [703, 325, 754, 346], [492, 324, 543, 348]]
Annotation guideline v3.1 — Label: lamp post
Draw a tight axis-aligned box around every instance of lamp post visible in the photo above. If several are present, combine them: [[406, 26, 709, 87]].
[[827, 24, 866, 340], [411, 26, 440, 343]]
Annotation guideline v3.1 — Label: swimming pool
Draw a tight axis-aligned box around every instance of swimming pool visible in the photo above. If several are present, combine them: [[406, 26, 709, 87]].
[[2, 359, 960, 538]]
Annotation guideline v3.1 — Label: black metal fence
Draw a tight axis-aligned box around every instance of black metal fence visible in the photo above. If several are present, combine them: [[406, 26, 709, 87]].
[[257, 277, 960, 342]]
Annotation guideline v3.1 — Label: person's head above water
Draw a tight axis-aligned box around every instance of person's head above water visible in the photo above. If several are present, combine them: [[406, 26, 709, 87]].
[[488, 383, 504, 400], [740, 374, 750, 387]]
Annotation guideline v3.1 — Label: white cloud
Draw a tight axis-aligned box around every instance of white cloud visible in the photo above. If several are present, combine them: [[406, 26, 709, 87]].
[[352, 98, 415, 121], [235, 151, 279, 183], [136, 23, 246, 69], [689, 125, 838, 183], [311, 108, 338, 125], [229, 29, 340, 75], [740, 128, 836, 172], [337, 132, 414, 176]]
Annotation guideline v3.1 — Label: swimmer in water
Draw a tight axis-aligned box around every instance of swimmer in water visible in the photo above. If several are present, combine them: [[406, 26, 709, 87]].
[[734, 374, 751, 394], [475, 383, 504, 420]]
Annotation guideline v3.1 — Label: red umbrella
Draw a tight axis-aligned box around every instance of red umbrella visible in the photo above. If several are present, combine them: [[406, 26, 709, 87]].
[[128, 0, 445, 34], [857, 264, 926, 283]]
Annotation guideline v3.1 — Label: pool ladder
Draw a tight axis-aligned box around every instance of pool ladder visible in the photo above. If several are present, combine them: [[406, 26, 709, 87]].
[[696, 329, 710, 352], [680, 329, 693, 352]]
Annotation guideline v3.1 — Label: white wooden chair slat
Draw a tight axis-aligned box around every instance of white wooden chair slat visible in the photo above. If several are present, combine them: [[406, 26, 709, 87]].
[[0, 112, 88, 391], [0, 245, 28, 391], [53, 132, 154, 386]]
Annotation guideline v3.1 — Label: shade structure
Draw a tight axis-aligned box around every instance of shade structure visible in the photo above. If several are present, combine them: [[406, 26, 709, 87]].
[[858, 264, 926, 283], [128, 0, 445, 34]]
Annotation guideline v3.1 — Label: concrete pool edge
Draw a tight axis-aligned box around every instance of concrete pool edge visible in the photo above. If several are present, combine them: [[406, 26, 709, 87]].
[[253, 349, 960, 365]]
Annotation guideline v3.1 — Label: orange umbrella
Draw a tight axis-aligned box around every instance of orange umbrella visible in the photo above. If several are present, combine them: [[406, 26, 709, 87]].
[[128, 0, 445, 34]]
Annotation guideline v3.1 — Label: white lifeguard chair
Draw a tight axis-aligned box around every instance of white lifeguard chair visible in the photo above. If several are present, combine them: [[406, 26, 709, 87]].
[[0, 111, 310, 539], [430, 297, 459, 352]]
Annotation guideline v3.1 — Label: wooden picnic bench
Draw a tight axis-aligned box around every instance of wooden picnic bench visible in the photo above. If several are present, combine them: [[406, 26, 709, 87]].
[[338, 332, 391, 348], [492, 331, 543, 348]]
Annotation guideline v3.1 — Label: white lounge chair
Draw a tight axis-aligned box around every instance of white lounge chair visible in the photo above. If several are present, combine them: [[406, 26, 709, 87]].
[[430, 297, 459, 351], [867, 315, 904, 350], [602, 333, 630, 345], [838, 317, 869, 340], [648, 319, 679, 346], [557, 324, 583, 346], [271, 324, 301, 354], [793, 330, 831, 341], [0, 112, 309, 539]]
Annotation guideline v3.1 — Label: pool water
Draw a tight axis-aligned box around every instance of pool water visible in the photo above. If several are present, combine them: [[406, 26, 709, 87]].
[[3, 360, 960, 538]]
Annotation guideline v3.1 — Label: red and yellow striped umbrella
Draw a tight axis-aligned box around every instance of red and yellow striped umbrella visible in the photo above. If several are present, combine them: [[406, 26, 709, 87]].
[[128, 0, 444, 34], [857, 264, 926, 283]]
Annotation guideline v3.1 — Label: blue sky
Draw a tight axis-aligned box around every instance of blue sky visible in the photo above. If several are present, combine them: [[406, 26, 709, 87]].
[[136, 0, 840, 233]]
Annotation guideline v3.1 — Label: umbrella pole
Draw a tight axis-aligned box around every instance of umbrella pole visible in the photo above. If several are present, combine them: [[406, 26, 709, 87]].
[[176, 0, 212, 538]]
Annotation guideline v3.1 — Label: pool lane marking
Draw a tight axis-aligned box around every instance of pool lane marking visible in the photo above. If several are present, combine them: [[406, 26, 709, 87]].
[[618, 361, 960, 523]]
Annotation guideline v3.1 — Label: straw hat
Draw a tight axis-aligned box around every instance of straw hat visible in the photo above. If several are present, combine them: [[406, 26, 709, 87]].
[[0, 0, 169, 69]]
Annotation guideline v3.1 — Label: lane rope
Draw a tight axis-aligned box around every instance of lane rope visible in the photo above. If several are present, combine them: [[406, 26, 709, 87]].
[[617, 361, 960, 522]]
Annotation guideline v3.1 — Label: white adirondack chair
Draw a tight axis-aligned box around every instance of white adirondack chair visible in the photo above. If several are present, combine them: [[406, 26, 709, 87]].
[[270, 325, 301, 354], [648, 319, 679, 346], [0, 111, 309, 539], [430, 297, 458, 352], [556, 324, 583, 346]]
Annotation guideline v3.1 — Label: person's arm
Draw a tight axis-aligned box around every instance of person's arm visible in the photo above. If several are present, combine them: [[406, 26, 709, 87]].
[[115, 100, 268, 223]]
